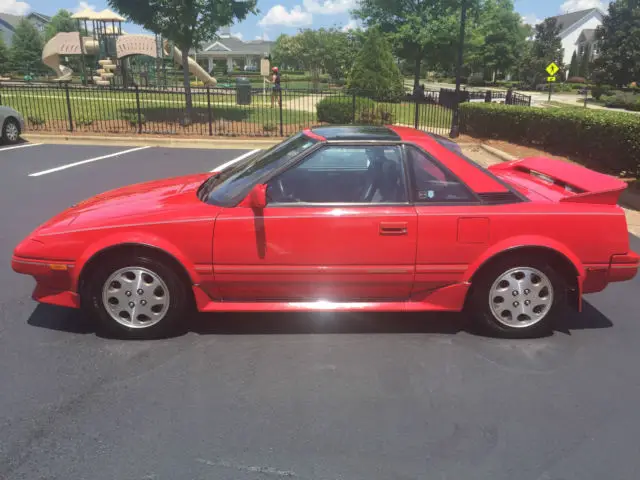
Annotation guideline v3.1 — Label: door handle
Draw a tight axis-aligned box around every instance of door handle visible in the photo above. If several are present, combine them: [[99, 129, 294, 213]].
[[379, 222, 408, 235]]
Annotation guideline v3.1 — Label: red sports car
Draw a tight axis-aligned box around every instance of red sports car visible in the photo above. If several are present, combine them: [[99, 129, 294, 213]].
[[12, 126, 639, 339]]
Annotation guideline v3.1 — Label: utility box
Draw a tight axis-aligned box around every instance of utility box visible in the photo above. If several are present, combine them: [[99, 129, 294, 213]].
[[236, 77, 251, 105]]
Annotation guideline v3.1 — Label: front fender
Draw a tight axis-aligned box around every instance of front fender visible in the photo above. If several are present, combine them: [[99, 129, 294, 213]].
[[72, 231, 200, 290]]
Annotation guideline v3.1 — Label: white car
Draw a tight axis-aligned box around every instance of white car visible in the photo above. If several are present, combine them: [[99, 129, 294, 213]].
[[0, 106, 25, 144]]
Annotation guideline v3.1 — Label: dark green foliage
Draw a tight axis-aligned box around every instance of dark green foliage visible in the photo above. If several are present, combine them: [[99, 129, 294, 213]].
[[594, 0, 640, 86], [601, 91, 640, 110], [347, 28, 405, 103], [591, 84, 610, 100], [0, 36, 9, 74], [45, 9, 77, 41], [578, 44, 591, 78], [316, 96, 394, 125], [10, 19, 44, 74], [467, 73, 485, 86], [459, 102, 640, 177], [518, 18, 564, 87], [568, 51, 579, 78]]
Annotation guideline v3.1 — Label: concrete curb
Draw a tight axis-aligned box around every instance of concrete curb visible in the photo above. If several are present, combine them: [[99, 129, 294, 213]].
[[477, 143, 640, 211], [22, 134, 280, 150]]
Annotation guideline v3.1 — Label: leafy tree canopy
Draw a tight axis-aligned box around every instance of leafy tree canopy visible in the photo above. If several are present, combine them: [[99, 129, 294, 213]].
[[45, 9, 78, 41], [10, 19, 44, 74]]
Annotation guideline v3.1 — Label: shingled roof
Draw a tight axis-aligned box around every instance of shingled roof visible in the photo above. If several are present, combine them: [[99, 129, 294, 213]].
[[547, 8, 601, 35]]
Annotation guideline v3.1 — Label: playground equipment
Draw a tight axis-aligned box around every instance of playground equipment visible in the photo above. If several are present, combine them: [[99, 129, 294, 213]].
[[41, 8, 216, 87]]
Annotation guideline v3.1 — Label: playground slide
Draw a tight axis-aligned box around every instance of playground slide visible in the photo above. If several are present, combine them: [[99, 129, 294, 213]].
[[167, 43, 217, 86], [42, 32, 99, 81]]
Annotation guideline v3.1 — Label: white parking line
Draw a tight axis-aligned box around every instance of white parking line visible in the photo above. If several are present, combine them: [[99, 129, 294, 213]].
[[0, 143, 43, 152], [28, 146, 152, 177], [210, 149, 261, 172]]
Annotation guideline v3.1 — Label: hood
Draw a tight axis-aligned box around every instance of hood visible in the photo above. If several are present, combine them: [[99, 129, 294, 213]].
[[35, 173, 211, 234]]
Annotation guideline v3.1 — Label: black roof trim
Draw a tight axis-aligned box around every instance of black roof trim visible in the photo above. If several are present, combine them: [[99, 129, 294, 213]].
[[311, 125, 401, 141]]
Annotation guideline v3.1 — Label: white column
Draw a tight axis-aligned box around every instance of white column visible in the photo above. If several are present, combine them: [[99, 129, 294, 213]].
[[226, 57, 233, 71], [207, 57, 213, 72]]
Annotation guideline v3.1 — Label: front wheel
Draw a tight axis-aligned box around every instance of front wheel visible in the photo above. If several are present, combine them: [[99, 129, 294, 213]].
[[2, 118, 20, 144], [84, 255, 190, 339], [469, 257, 566, 338]]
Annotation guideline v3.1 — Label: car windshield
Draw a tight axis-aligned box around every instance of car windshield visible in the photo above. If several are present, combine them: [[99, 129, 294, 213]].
[[199, 133, 318, 206]]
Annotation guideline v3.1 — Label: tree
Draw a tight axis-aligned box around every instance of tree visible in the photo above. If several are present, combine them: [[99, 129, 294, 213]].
[[45, 9, 78, 41], [10, 19, 44, 75], [108, 0, 257, 120], [568, 50, 579, 78], [0, 36, 9, 75], [517, 17, 563, 86], [578, 44, 591, 78], [354, 0, 470, 89], [594, 0, 640, 86], [347, 27, 405, 101], [474, 0, 527, 80]]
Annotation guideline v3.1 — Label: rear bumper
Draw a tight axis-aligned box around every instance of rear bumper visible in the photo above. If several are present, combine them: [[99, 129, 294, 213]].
[[582, 251, 639, 294]]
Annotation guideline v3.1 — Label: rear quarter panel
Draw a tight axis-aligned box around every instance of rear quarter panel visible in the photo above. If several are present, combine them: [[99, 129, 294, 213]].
[[415, 201, 629, 290]]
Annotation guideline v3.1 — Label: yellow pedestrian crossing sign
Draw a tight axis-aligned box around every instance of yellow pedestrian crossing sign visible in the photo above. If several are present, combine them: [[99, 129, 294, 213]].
[[545, 62, 559, 76]]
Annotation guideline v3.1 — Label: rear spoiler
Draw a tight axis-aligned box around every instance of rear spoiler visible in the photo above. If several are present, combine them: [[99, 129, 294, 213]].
[[488, 157, 628, 205]]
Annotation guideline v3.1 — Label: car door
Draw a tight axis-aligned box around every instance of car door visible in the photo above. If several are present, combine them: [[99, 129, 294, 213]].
[[404, 145, 489, 295], [212, 144, 418, 301]]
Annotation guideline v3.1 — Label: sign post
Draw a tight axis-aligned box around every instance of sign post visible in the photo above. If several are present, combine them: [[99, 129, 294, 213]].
[[261, 57, 270, 97], [545, 62, 559, 102]]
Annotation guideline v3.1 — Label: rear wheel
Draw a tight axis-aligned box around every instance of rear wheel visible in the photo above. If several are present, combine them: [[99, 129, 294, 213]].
[[469, 256, 566, 338], [2, 118, 20, 144], [84, 255, 190, 339]]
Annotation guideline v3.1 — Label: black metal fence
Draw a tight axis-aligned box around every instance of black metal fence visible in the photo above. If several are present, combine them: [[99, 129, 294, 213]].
[[0, 82, 531, 138]]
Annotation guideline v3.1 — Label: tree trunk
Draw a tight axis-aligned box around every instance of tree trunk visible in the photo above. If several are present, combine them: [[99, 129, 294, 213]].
[[414, 55, 422, 89], [181, 45, 193, 125]]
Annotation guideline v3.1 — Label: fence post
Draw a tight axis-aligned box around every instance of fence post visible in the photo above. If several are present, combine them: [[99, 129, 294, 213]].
[[207, 86, 213, 136], [64, 83, 73, 132], [352, 91, 357, 124], [414, 99, 420, 129], [135, 85, 142, 134], [279, 88, 284, 137]]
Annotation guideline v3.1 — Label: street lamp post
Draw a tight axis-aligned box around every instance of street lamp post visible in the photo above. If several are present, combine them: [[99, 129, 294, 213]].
[[449, 0, 467, 138]]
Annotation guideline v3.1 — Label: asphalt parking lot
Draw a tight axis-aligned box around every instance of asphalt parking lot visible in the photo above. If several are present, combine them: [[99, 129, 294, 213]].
[[1, 141, 640, 480]]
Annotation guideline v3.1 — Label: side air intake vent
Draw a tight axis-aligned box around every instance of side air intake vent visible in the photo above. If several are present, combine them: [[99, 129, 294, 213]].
[[478, 191, 523, 205]]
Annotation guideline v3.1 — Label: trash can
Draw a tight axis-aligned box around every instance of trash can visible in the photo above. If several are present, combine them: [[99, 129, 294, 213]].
[[236, 77, 252, 105]]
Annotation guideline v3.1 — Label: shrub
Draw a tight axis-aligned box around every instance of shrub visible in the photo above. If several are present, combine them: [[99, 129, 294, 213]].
[[120, 112, 145, 127], [27, 115, 45, 125], [459, 102, 640, 177], [591, 84, 611, 100], [347, 28, 405, 103], [467, 73, 485, 86], [263, 123, 277, 132], [316, 96, 393, 125], [566, 76, 586, 83], [75, 116, 94, 127]]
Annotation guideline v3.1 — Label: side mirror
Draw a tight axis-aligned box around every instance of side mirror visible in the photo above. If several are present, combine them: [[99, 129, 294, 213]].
[[241, 184, 267, 209]]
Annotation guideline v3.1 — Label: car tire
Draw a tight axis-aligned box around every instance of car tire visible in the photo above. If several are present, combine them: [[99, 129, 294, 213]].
[[2, 118, 21, 144], [468, 255, 566, 338], [84, 255, 191, 339]]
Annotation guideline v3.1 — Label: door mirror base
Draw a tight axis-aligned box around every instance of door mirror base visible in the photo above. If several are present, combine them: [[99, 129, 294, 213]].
[[240, 184, 267, 209]]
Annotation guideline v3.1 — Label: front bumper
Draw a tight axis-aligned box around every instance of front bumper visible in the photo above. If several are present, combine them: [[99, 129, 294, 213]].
[[12, 256, 79, 308]]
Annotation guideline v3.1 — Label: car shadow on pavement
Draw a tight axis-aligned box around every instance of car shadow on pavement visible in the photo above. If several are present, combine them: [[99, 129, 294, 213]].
[[27, 300, 612, 338]]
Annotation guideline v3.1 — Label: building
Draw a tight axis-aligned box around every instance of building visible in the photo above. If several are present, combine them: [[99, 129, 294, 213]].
[[0, 11, 51, 46], [194, 27, 273, 73], [546, 8, 604, 67]]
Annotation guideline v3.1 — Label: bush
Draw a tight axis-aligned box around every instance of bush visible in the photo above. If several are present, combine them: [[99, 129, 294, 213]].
[[121, 112, 145, 127], [316, 96, 393, 125], [602, 91, 640, 110], [591, 84, 611, 100], [459, 102, 640, 177], [27, 115, 45, 126], [75, 116, 94, 127], [566, 76, 586, 83], [347, 28, 405, 103], [467, 73, 485, 86]]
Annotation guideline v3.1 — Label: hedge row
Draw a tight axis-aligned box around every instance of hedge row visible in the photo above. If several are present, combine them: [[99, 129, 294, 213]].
[[317, 97, 394, 125], [459, 103, 640, 177]]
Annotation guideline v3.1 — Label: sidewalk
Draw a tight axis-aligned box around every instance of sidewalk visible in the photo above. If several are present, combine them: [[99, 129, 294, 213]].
[[460, 144, 640, 236]]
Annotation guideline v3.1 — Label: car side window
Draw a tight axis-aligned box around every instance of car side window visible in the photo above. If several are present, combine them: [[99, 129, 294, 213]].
[[266, 145, 407, 204], [407, 146, 476, 203]]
